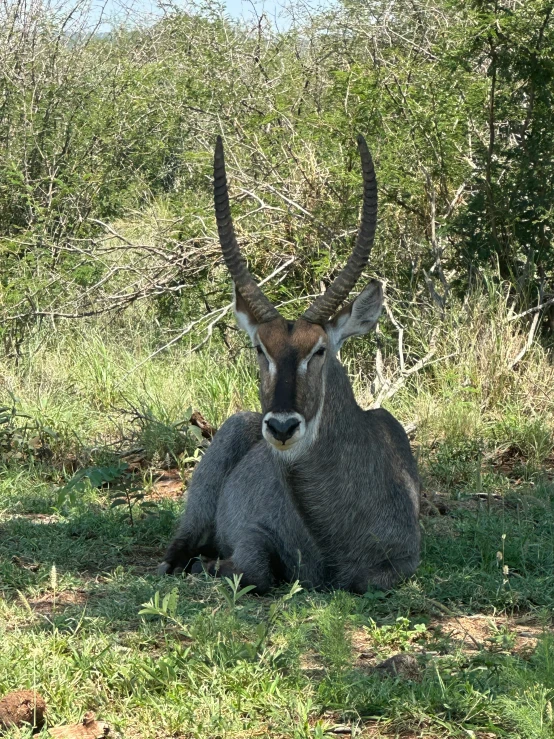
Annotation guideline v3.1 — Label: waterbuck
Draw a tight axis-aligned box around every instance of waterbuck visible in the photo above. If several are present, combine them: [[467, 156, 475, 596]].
[[158, 135, 420, 594]]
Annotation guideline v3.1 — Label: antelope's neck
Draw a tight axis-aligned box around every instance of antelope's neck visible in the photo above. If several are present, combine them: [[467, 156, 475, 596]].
[[273, 357, 364, 508]]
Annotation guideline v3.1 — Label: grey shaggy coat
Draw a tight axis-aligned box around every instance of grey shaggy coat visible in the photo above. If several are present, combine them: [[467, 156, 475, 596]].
[[160, 352, 420, 594]]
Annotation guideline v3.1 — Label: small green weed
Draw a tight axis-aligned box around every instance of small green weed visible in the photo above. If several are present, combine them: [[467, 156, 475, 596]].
[[109, 476, 160, 528], [56, 461, 129, 508], [365, 616, 427, 649]]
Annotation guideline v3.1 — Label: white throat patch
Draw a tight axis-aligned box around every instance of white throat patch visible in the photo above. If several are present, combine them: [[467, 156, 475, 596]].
[[264, 373, 326, 462]]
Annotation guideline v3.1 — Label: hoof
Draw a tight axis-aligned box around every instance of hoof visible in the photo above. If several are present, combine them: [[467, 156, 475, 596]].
[[190, 559, 205, 575], [157, 561, 171, 575]]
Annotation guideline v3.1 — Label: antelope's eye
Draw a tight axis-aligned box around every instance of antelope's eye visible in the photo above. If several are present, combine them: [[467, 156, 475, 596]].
[[314, 347, 326, 357]]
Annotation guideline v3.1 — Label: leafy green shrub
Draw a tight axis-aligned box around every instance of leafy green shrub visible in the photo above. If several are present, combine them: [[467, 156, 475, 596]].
[[0, 393, 57, 465]]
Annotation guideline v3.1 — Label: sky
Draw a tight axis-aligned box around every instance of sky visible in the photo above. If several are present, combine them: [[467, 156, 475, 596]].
[[90, 0, 303, 31], [226, 0, 280, 19]]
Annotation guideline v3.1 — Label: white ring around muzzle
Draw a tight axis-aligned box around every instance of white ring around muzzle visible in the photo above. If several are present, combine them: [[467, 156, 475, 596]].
[[262, 411, 306, 450]]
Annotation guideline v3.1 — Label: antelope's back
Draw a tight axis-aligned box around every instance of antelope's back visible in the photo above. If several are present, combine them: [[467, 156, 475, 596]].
[[363, 406, 420, 515]]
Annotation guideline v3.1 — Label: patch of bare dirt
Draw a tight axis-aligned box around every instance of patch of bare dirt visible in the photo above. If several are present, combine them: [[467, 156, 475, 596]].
[[428, 614, 546, 656], [27, 590, 88, 615], [149, 469, 184, 500], [299, 651, 325, 680], [318, 713, 442, 738], [350, 613, 548, 670], [7, 513, 60, 524], [351, 628, 378, 666]]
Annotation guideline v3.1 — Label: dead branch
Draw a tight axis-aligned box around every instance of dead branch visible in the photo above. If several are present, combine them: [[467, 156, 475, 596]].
[[371, 325, 457, 408], [383, 301, 405, 373], [115, 256, 295, 386], [508, 310, 541, 369], [508, 295, 554, 322]]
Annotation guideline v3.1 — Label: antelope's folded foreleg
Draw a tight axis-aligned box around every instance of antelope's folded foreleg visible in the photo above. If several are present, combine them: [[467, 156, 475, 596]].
[[158, 411, 263, 575]]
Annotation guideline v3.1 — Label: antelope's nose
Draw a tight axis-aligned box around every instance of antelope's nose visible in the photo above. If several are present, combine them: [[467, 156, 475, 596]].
[[266, 417, 300, 443]]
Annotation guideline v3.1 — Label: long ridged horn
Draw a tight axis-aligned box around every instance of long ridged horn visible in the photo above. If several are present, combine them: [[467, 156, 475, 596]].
[[214, 135, 280, 323], [302, 135, 378, 324]]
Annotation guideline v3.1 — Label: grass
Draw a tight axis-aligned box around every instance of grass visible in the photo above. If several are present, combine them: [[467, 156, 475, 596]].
[[2, 464, 554, 738], [1, 286, 554, 738]]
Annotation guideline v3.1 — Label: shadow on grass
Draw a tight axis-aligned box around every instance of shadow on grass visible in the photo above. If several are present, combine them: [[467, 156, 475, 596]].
[[2, 487, 554, 634], [0, 504, 177, 616], [3, 486, 554, 738]]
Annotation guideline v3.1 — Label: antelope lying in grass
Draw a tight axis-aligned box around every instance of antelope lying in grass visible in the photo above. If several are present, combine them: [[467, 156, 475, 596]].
[[159, 136, 420, 593]]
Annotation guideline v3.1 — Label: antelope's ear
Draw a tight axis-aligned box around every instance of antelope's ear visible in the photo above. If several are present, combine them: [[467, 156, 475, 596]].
[[328, 280, 383, 350], [233, 283, 259, 343]]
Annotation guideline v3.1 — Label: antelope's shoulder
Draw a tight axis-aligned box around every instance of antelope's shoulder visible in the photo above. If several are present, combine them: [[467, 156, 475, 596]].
[[364, 407, 408, 438]]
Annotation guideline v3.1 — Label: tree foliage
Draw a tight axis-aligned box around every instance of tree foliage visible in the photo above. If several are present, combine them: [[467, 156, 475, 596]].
[[0, 0, 553, 347]]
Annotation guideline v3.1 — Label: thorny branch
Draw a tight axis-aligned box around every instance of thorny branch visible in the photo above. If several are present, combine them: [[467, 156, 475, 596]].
[[116, 256, 296, 385]]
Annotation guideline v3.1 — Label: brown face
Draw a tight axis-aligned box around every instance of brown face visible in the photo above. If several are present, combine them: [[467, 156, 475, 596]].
[[234, 280, 384, 452], [253, 318, 328, 451]]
